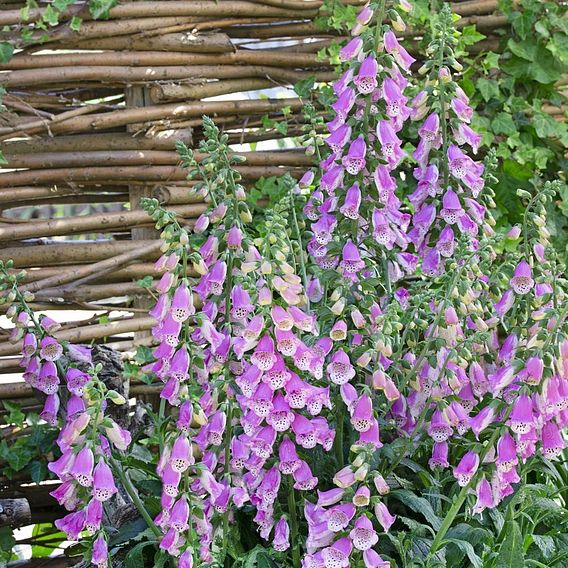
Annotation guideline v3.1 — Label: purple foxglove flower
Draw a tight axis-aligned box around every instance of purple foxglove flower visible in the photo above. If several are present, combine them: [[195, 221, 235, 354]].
[[169, 346, 190, 382], [541, 422, 565, 459], [155, 271, 176, 295], [104, 420, 131, 451], [160, 527, 183, 556], [353, 56, 378, 94], [489, 365, 516, 394], [263, 356, 292, 390], [171, 284, 194, 323], [356, 5, 373, 25], [453, 451, 479, 486], [383, 77, 408, 120], [230, 285, 254, 320], [340, 240, 365, 275], [40, 315, 61, 333], [293, 460, 318, 490], [519, 356, 544, 385], [322, 537, 353, 568], [299, 170, 315, 189], [170, 496, 190, 531], [251, 335, 277, 371], [340, 183, 362, 220], [162, 465, 182, 497], [363, 549, 390, 568], [206, 411, 227, 446], [333, 69, 354, 97], [250, 425, 277, 459], [278, 436, 302, 474], [327, 349, 356, 385], [496, 431, 519, 472], [273, 517, 290, 551], [243, 314, 264, 342], [357, 418, 382, 448], [453, 123, 481, 153], [375, 501, 396, 532], [472, 476, 494, 515], [429, 441, 449, 469], [266, 393, 294, 431], [447, 144, 475, 179], [327, 504, 356, 532], [37, 361, 60, 395], [351, 395, 373, 432], [339, 37, 364, 61], [422, 248, 441, 277], [92, 460, 117, 501], [50, 480, 79, 511], [179, 549, 194, 568], [318, 488, 345, 507], [326, 123, 352, 154], [170, 435, 193, 472], [494, 289, 515, 318], [352, 486, 370, 508], [85, 498, 103, 534], [331, 88, 356, 123], [436, 225, 456, 257], [469, 405, 496, 439], [419, 112, 441, 144], [330, 320, 347, 341], [383, 30, 416, 70], [206, 261, 227, 296], [40, 393, 60, 426], [22, 332, 37, 357], [451, 97, 473, 122], [64, 369, 89, 398], [227, 225, 243, 250], [372, 209, 395, 249], [271, 305, 294, 331], [510, 260, 534, 295], [194, 214, 210, 233], [71, 447, 94, 487], [350, 516, 379, 551], [55, 510, 86, 540], [284, 372, 309, 409], [250, 382, 275, 418], [440, 188, 464, 224], [320, 165, 345, 195], [274, 329, 299, 357], [291, 414, 317, 449], [373, 165, 397, 203], [376, 121, 404, 166]]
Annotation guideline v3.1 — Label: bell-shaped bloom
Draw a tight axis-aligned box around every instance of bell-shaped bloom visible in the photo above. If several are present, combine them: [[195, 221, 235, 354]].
[[71, 447, 94, 487], [170, 435, 193, 472], [352, 486, 371, 507], [293, 460, 318, 490], [340, 183, 362, 220], [85, 498, 103, 534], [179, 549, 194, 568], [327, 503, 356, 532], [472, 477, 494, 515], [104, 420, 132, 451], [40, 393, 60, 426], [350, 516, 379, 551], [363, 549, 390, 568], [519, 356, 544, 385], [55, 510, 86, 540], [37, 361, 60, 395], [419, 112, 440, 144], [230, 285, 254, 320], [322, 537, 353, 568], [494, 289, 515, 318], [327, 349, 356, 385], [273, 517, 290, 551], [508, 393, 534, 434], [454, 123, 482, 153], [170, 496, 190, 531], [375, 501, 396, 532], [496, 431, 519, 472], [251, 335, 277, 371], [92, 460, 118, 501], [339, 37, 364, 61], [353, 56, 378, 94], [541, 422, 565, 459], [340, 240, 365, 276], [351, 396, 373, 432], [453, 451, 480, 486], [278, 436, 302, 474], [428, 409, 453, 442], [451, 97, 473, 122], [171, 283, 194, 322], [331, 88, 356, 124], [470, 406, 496, 439], [384, 30, 415, 70], [342, 137, 367, 176], [22, 332, 37, 357], [376, 121, 404, 167], [440, 188, 464, 225], [428, 442, 449, 470], [510, 260, 534, 295], [227, 225, 242, 250]]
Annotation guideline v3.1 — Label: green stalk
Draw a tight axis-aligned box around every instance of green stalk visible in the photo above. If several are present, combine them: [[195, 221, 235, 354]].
[[290, 195, 310, 311], [287, 476, 301, 567], [437, 14, 450, 189], [110, 456, 161, 538], [333, 399, 345, 469], [374, 0, 387, 52]]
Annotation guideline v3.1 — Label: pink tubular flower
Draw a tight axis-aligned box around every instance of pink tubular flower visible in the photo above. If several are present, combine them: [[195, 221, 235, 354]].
[[353, 56, 379, 94], [374, 501, 396, 532], [349, 516, 379, 550], [510, 260, 534, 295], [251, 335, 277, 371], [429, 442, 449, 469], [91, 534, 108, 567], [92, 460, 118, 501], [327, 350, 356, 385], [472, 477, 494, 514], [340, 183, 362, 220], [322, 537, 353, 568], [339, 37, 364, 61], [541, 422, 565, 459], [453, 451, 479, 486], [508, 393, 534, 434], [273, 517, 290, 551], [71, 447, 94, 487], [383, 30, 416, 70]]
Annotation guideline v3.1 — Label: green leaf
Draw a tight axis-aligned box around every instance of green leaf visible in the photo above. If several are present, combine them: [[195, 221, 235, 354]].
[[492, 113, 517, 136], [391, 489, 442, 530], [445, 538, 483, 568], [2, 401, 25, 426], [70, 16, 82, 31], [497, 521, 525, 568], [510, 11, 533, 39], [124, 540, 157, 568], [532, 535, 556, 560], [533, 112, 561, 139], [294, 76, 316, 98], [0, 43, 14, 64], [477, 78, 500, 102], [508, 38, 538, 61]]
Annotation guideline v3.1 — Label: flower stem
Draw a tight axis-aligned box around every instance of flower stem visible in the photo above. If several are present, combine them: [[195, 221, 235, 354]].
[[436, 12, 450, 189], [333, 399, 345, 469], [110, 456, 161, 538], [287, 476, 301, 567], [290, 194, 310, 311]]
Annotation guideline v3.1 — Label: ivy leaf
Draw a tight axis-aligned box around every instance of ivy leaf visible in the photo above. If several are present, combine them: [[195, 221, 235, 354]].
[[496, 521, 525, 568], [510, 11, 533, 40], [294, 76, 316, 98], [533, 112, 560, 138], [508, 38, 538, 61], [477, 78, 500, 102], [0, 43, 14, 64], [3, 401, 25, 426], [492, 113, 517, 136]]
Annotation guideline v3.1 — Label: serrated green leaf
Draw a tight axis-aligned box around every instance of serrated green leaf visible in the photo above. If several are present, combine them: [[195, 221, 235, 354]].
[[497, 521, 525, 568], [532, 535, 556, 560], [445, 538, 483, 568], [391, 489, 442, 530]]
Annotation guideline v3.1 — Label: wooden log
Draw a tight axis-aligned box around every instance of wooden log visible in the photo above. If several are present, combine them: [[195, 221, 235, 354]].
[[3, 241, 160, 268], [0, 499, 31, 528], [69, 31, 235, 53], [34, 281, 155, 302], [153, 186, 204, 205], [0, 165, 304, 186], [3, 149, 311, 169], [1, 193, 129, 210], [2, 49, 323, 71], [8, 98, 302, 135], [2, 131, 193, 155], [18, 240, 164, 294], [12, 263, 168, 282], [0, 64, 333, 88], [0, 186, 129, 204], [0, 203, 206, 241], [0, 316, 157, 357]]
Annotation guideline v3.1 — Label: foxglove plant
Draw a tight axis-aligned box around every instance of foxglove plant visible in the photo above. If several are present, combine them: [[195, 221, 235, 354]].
[[0, 263, 150, 568]]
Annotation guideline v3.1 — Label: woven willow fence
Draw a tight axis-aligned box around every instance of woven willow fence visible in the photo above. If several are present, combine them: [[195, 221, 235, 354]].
[[0, 0, 563, 547]]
